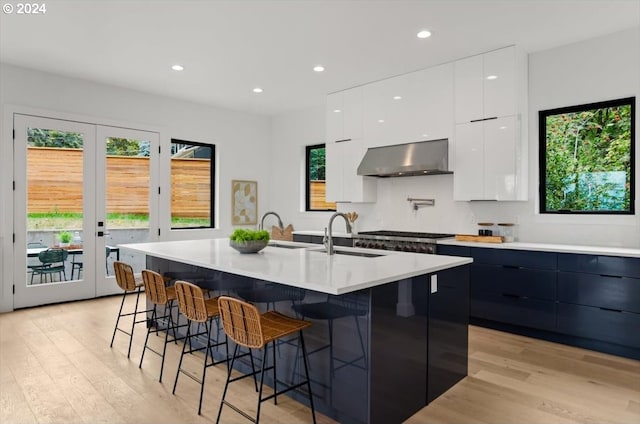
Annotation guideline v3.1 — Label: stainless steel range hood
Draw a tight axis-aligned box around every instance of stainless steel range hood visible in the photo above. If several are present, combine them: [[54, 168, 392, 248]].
[[357, 139, 451, 177]]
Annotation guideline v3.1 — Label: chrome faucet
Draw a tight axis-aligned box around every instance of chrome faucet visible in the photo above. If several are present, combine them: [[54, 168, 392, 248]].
[[324, 212, 352, 255], [259, 211, 284, 231]]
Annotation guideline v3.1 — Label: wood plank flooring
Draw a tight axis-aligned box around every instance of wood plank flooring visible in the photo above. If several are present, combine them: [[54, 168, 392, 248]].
[[1, 295, 638, 424]]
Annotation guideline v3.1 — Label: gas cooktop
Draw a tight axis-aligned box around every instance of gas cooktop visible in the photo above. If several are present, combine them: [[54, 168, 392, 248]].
[[356, 231, 455, 240]]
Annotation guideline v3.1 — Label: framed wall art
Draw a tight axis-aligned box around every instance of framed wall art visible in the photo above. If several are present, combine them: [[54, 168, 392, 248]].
[[231, 180, 258, 225]]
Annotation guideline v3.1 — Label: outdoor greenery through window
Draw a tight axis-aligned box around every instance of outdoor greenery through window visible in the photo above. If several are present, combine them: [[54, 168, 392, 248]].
[[306, 144, 336, 211], [539, 97, 635, 214], [171, 139, 214, 228]]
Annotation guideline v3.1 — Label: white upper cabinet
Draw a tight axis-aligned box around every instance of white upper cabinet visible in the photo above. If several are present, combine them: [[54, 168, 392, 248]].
[[454, 55, 484, 123], [325, 139, 376, 203], [325, 88, 376, 203], [364, 63, 454, 147], [454, 46, 519, 123], [326, 87, 363, 143], [454, 116, 520, 201], [453, 45, 527, 201]]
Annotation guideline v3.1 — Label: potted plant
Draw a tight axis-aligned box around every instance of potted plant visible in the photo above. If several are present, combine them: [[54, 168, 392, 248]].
[[58, 231, 72, 247]]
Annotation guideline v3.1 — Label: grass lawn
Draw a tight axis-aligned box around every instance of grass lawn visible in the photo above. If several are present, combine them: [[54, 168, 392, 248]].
[[28, 213, 210, 230]]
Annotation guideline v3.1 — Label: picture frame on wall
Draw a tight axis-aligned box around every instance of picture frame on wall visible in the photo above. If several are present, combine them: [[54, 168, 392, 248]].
[[231, 180, 258, 225]]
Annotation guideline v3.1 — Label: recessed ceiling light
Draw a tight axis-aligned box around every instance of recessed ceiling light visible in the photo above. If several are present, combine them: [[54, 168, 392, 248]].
[[313, 65, 325, 72], [378, 119, 385, 123], [253, 87, 263, 93], [499, 126, 507, 130], [486, 75, 498, 80], [393, 96, 402, 100], [417, 30, 432, 39], [171, 64, 184, 71], [422, 134, 429, 138], [333, 109, 342, 113]]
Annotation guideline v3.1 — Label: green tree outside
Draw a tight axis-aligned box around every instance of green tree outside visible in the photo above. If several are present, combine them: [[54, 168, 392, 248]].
[[544, 103, 632, 212]]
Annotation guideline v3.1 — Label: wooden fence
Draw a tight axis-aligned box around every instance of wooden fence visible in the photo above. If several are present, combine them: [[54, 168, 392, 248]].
[[27, 147, 210, 217], [310, 181, 336, 210]]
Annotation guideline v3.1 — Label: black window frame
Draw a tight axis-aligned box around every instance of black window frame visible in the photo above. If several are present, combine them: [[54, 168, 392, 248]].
[[305, 143, 336, 212], [170, 138, 215, 229], [538, 97, 635, 215]]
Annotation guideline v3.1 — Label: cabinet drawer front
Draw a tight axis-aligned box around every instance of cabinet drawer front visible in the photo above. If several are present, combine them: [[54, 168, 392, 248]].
[[437, 245, 471, 257], [557, 303, 640, 348], [558, 272, 640, 313], [471, 291, 556, 331], [472, 264, 556, 300], [473, 248, 557, 269], [558, 253, 640, 278]]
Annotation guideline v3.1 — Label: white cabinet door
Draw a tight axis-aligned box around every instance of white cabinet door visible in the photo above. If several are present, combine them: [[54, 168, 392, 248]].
[[325, 141, 343, 201], [325, 140, 376, 203], [343, 87, 364, 140], [484, 47, 517, 119], [326, 92, 344, 143], [454, 55, 483, 123], [363, 80, 388, 147], [484, 116, 517, 200], [416, 63, 454, 141], [453, 122, 484, 200]]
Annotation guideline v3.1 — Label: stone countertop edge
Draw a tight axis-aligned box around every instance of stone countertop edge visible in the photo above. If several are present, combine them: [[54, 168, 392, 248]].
[[119, 238, 472, 295], [437, 238, 640, 258]]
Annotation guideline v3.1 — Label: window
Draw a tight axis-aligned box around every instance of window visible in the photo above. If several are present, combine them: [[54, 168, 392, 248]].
[[305, 144, 336, 211], [539, 97, 635, 214], [171, 139, 215, 228]]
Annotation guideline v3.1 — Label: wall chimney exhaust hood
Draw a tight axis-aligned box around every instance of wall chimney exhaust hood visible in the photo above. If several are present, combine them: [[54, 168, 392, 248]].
[[357, 139, 451, 177]]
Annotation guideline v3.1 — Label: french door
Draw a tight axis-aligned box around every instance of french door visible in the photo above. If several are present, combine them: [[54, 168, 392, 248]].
[[13, 114, 159, 308]]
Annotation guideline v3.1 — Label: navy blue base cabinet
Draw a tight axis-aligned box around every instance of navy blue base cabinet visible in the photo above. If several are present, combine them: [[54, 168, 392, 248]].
[[148, 255, 470, 424], [438, 245, 640, 360]]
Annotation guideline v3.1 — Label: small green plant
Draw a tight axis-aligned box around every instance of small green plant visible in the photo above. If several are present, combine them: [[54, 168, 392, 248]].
[[229, 228, 270, 242], [58, 231, 72, 244]]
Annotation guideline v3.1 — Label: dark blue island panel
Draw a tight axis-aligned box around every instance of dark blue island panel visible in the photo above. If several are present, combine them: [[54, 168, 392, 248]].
[[147, 256, 469, 424]]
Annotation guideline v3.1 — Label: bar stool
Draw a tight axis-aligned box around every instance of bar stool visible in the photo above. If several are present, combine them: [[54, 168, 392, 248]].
[[172, 280, 229, 415], [110, 261, 150, 358], [216, 296, 316, 424], [138, 269, 182, 382]]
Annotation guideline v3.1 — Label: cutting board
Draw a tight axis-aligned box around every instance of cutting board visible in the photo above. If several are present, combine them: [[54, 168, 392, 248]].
[[455, 234, 503, 243], [271, 224, 294, 241]]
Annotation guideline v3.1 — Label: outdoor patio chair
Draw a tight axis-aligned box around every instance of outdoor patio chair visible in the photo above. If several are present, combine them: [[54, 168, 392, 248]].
[[71, 246, 112, 279], [31, 248, 68, 284]]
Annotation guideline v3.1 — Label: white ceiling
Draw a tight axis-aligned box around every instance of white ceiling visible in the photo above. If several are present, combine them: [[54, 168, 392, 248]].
[[1, 0, 639, 116]]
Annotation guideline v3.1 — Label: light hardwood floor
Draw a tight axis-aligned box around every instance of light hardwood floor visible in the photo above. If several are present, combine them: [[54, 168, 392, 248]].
[[1, 295, 638, 424]]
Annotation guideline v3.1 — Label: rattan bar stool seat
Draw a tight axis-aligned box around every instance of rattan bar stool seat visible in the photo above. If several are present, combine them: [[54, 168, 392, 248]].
[[110, 261, 152, 358], [216, 296, 316, 424]]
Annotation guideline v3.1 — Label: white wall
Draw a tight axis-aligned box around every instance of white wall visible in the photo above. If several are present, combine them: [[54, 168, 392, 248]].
[[270, 105, 338, 230], [269, 28, 640, 248], [0, 63, 272, 311]]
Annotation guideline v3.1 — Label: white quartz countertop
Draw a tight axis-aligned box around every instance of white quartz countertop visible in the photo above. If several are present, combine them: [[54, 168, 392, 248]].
[[438, 238, 640, 258], [120, 238, 472, 295]]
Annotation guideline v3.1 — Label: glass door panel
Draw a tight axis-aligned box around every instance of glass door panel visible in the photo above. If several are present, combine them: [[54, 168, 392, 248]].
[[96, 126, 158, 296], [14, 115, 96, 308]]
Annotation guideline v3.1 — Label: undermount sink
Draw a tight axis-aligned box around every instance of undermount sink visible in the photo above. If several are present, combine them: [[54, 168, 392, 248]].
[[311, 249, 385, 258], [268, 243, 306, 249]]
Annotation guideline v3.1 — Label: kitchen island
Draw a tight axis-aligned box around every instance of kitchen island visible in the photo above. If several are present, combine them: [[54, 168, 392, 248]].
[[121, 238, 472, 424]]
